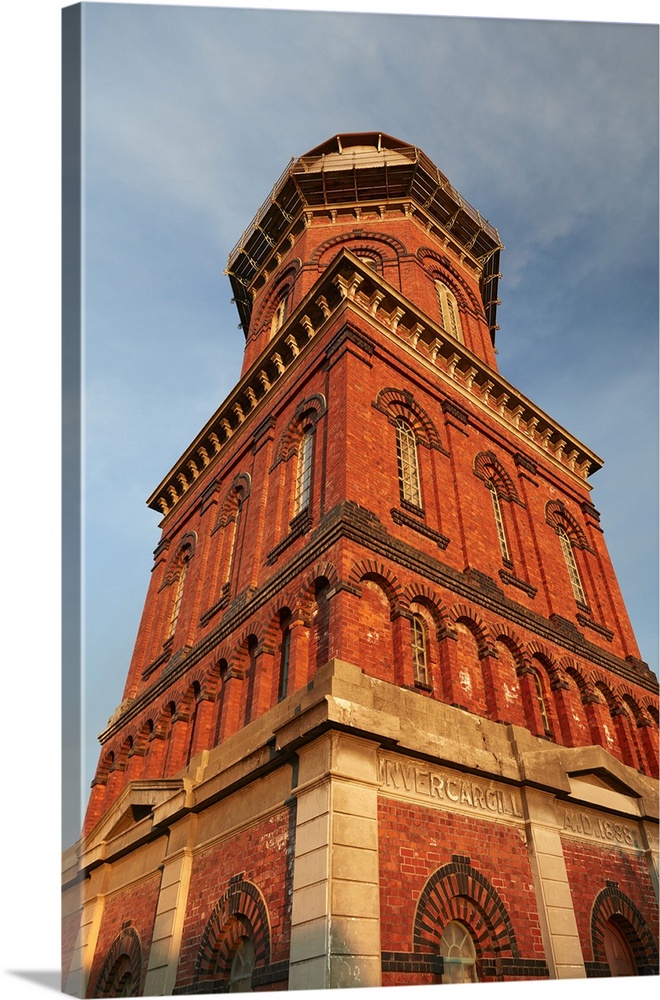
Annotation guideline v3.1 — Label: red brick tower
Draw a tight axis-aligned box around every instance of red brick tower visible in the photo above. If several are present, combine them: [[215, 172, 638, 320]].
[[63, 133, 659, 997]]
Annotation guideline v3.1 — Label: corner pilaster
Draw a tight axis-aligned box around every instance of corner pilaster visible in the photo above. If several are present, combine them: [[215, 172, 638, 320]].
[[288, 732, 382, 989], [521, 787, 586, 980]]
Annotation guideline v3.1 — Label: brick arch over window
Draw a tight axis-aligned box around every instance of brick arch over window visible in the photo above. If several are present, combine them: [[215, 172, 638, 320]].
[[93, 925, 142, 997], [274, 394, 327, 463], [295, 561, 339, 614], [373, 387, 444, 451], [402, 583, 451, 631], [194, 879, 271, 986], [215, 472, 251, 528], [589, 883, 659, 976], [473, 451, 521, 504], [162, 532, 197, 587], [312, 230, 406, 269], [417, 247, 483, 315], [447, 605, 492, 657], [489, 623, 526, 664], [545, 500, 591, 551], [251, 262, 301, 332], [348, 559, 404, 610], [413, 858, 522, 978]]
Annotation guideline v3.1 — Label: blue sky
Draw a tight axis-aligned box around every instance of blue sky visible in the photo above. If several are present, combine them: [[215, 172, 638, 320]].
[[79, 4, 658, 842], [1, 1, 657, 995]]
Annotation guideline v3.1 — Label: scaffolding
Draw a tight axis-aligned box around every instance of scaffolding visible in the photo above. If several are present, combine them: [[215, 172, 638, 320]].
[[225, 132, 503, 340]]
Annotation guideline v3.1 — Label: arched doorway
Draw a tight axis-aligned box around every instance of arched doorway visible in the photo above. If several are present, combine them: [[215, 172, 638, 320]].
[[603, 918, 636, 976]]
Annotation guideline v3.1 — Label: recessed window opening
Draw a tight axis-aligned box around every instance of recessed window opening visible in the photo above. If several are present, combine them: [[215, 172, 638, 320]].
[[532, 668, 551, 734], [167, 553, 189, 641], [293, 428, 313, 515], [270, 295, 288, 338], [435, 281, 464, 344], [558, 526, 586, 604], [278, 611, 292, 702], [411, 614, 429, 686], [487, 481, 510, 562], [395, 417, 422, 507]]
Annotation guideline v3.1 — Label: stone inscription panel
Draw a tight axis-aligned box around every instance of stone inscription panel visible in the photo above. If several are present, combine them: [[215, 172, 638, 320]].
[[378, 752, 523, 821], [558, 803, 641, 850]]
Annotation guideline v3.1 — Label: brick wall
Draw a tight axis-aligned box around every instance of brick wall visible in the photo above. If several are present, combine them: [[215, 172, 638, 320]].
[[86, 872, 161, 997], [174, 806, 294, 992], [561, 837, 659, 969], [377, 797, 547, 985]]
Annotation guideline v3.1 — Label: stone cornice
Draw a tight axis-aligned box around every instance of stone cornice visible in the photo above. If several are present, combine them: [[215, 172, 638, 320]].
[[148, 251, 601, 521]]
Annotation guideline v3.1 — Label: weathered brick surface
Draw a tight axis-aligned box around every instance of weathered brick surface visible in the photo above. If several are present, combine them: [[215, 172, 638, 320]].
[[86, 873, 161, 997], [174, 807, 293, 991], [561, 837, 659, 964]]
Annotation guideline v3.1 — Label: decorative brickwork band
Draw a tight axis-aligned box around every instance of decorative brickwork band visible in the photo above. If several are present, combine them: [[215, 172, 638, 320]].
[[588, 884, 659, 976], [92, 926, 142, 997], [413, 859, 522, 980], [193, 879, 271, 989]]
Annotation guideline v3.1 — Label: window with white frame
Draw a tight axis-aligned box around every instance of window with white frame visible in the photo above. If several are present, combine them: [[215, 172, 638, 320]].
[[557, 526, 587, 604], [411, 614, 429, 686], [293, 428, 313, 515], [395, 417, 422, 507], [486, 480, 510, 562], [440, 921, 478, 984], [435, 281, 464, 343], [531, 667, 551, 735]]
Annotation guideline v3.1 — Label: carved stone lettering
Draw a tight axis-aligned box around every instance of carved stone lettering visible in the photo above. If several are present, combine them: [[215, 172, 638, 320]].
[[378, 754, 523, 819], [561, 807, 639, 848]]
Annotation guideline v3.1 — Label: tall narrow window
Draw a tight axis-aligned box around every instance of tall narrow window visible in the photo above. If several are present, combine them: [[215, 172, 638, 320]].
[[224, 499, 241, 586], [558, 526, 586, 604], [293, 428, 313, 515], [395, 417, 422, 507], [270, 295, 287, 338], [487, 481, 510, 562], [435, 281, 464, 343], [167, 556, 188, 641], [411, 614, 429, 686], [278, 612, 291, 702], [440, 921, 477, 984], [531, 668, 551, 735]]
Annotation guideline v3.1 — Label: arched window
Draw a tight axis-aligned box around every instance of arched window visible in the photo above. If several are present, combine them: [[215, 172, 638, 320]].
[[229, 936, 255, 992], [435, 281, 464, 343], [411, 614, 429, 686], [293, 428, 313, 515], [557, 525, 587, 604], [486, 480, 510, 562], [440, 921, 478, 984], [395, 417, 422, 507]]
